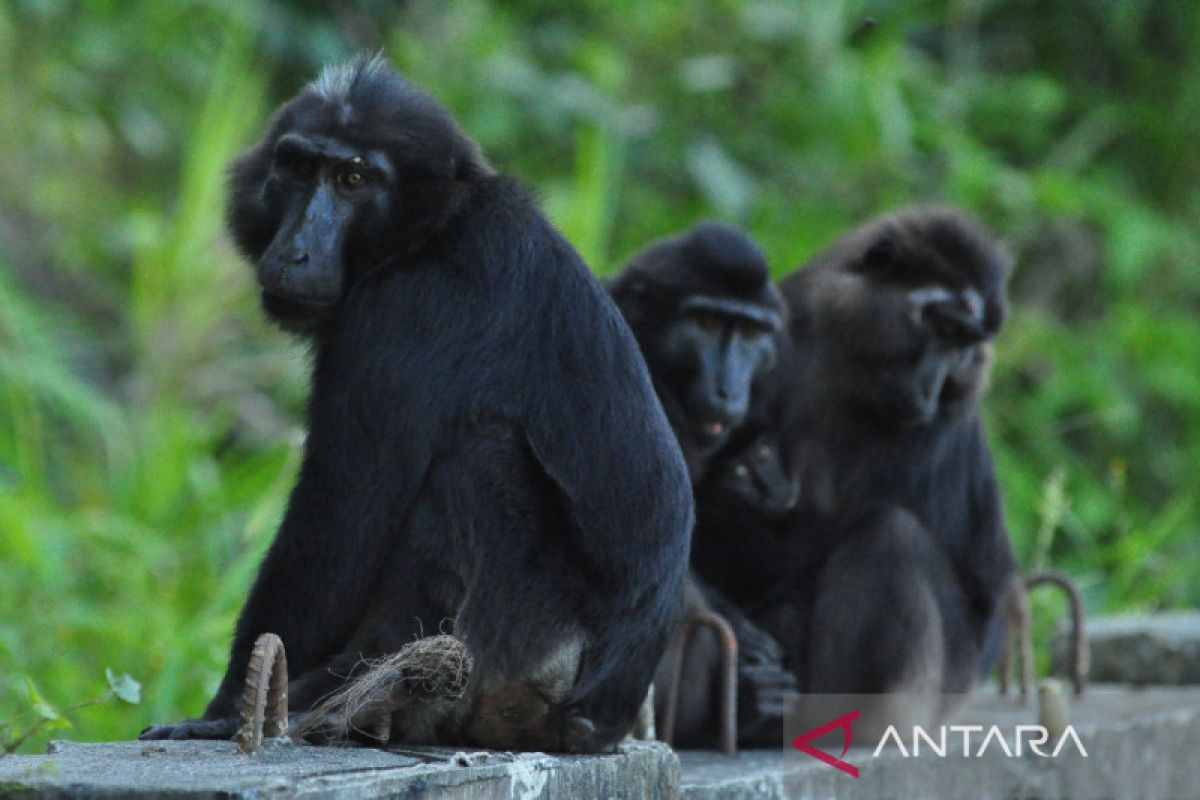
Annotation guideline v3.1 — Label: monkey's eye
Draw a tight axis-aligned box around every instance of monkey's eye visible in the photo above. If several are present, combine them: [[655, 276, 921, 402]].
[[693, 313, 724, 332], [338, 170, 365, 188]]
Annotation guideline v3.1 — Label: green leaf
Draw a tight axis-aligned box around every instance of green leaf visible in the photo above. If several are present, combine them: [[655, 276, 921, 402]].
[[105, 669, 142, 705], [21, 677, 60, 722]]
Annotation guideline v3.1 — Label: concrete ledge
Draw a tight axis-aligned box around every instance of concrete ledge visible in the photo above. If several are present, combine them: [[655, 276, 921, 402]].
[[0, 739, 679, 799], [1056, 611, 1200, 685], [4, 687, 1199, 798]]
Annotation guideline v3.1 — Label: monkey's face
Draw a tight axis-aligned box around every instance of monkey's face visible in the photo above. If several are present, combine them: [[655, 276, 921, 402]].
[[226, 61, 493, 336], [718, 432, 800, 517], [247, 129, 397, 333], [803, 224, 1008, 427], [657, 299, 781, 453], [609, 222, 784, 466]]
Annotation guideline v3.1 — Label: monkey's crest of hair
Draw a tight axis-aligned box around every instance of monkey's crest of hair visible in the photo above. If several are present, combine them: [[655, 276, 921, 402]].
[[281, 54, 494, 182], [312, 54, 391, 105], [683, 221, 770, 293], [305, 54, 446, 135], [876, 206, 1014, 285], [619, 221, 781, 314], [309, 53, 379, 103]]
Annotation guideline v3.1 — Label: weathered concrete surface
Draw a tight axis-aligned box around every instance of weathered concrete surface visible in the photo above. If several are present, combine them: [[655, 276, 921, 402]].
[[4, 687, 1199, 798], [1055, 611, 1200, 685], [679, 686, 1200, 799], [0, 739, 678, 799]]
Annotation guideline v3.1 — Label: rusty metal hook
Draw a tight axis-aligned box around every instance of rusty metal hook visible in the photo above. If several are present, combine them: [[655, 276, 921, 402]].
[[1000, 571, 1089, 703], [659, 610, 739, 755], [1027, 570, 1089, 696], [236, 632, 289, 755]]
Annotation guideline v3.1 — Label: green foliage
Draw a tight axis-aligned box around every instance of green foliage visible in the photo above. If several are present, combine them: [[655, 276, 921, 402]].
[[0, 0, 1196, 751], [0, 670, 140, 757]]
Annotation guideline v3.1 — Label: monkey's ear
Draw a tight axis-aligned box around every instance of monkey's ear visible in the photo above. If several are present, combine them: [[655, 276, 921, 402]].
[[860, 235, 897, 274]]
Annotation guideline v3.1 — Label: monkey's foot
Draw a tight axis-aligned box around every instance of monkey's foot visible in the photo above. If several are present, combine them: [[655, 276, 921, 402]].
[[138, 717, 239, 741], [561, 713, 616, 754]]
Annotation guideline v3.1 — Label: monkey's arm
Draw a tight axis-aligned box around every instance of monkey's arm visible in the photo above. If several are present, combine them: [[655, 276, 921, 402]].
[[968, 434, 1017, 598], [952, 426, 1019, 666], [517, 411, 691, 751], [515, 302, 693, 751]]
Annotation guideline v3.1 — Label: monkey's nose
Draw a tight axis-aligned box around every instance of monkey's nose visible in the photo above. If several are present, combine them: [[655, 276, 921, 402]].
[[925, 297, 986, 344]]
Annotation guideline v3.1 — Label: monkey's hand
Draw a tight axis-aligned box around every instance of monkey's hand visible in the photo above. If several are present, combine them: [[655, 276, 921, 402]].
[[138, 717, 239, 741], [735, 616, 797, 734], [738, 662, 797, 722], [735, 617, 784, 667]]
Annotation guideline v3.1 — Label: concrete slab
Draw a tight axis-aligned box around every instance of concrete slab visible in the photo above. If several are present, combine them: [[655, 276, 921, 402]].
[[1055, 611, 1200, 685], [3, 687, 1198, 798], [0, 739, 678, 799]]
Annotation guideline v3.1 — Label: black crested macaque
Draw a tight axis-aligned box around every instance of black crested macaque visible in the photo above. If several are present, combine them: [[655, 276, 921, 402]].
[[760, 207, 1017, 737], [139, 57, 692, 753], [610, 222, 795, 748]]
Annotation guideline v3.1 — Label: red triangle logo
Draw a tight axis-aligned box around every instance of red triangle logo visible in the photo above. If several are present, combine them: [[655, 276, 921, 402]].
[[791, 708, 860, 778]]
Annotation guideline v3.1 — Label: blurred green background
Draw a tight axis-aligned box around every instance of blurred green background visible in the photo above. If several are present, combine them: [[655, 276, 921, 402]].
[[0, 0, 1197, 751]]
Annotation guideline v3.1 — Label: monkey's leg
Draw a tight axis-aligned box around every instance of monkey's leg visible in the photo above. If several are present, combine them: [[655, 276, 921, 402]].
[[385, 427, 604, 752], [800, 508, 954, 741]]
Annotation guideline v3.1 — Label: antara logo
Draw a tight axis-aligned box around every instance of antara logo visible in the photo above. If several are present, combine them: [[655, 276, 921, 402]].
[[791, 709, 860, 778], [791, 709, 1089, 778]]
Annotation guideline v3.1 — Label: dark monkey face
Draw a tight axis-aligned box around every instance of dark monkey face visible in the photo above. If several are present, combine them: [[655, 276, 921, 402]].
[[610, 221, 784, 464], [798, 211, 1009, 427], [661, 297, 781, 450], [253, 134, 395, 329], [718, 431, 800, 517], [226, 57, 492, 334]]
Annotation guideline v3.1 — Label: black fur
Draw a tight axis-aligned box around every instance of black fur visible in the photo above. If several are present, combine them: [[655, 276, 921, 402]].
[[140, 57, 692, 752], [694, 207, 1017, 736]]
